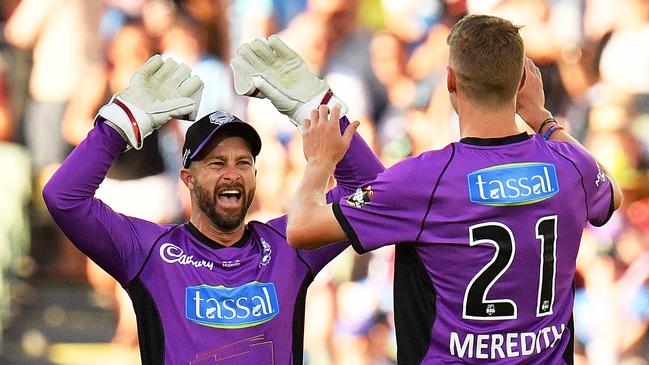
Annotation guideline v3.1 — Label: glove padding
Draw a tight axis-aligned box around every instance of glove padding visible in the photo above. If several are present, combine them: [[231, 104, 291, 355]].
[[230, 34, 348, 128], [98, 55, 204, 150]]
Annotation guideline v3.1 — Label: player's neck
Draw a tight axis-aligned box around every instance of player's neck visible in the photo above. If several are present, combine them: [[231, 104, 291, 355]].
[[189, 214, 246, 247], [456, 99, 521, 139]]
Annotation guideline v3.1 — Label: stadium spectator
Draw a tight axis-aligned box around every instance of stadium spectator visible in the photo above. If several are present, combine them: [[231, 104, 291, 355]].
[[3, 0, 102, 181]]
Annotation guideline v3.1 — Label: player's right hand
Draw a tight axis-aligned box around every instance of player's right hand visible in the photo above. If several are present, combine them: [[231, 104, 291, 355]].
[[230, 34, 348, 130], [98, 55, 204, 150]]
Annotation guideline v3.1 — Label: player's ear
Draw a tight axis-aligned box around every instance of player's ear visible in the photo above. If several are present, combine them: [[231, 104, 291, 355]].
[[180, 168, 194, 190], [447, 67, 456, 93], [519, 67, 527, 91]]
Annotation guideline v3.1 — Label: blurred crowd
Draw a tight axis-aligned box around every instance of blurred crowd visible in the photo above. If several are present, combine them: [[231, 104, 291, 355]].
[[0, 0, 648, 364]]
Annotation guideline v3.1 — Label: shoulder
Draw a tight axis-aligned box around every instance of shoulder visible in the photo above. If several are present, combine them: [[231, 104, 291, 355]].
[[135, 222, 183, 246], [384, 144, 456, 180], [544, 138, 598, 168], [247, 219, 288, 242], [158, 223, 184, 236], [247, 219, 305, 261], [418, 143, 457, 163]]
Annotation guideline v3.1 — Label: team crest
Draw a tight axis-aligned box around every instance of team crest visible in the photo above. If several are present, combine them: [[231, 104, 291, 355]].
[[259, 238, 272, 267], [208, 111, 234, 126], [347, 185, 374, 208]]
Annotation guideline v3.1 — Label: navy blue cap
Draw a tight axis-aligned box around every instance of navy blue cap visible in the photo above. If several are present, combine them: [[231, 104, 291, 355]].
[[182, 111, 262, 168]]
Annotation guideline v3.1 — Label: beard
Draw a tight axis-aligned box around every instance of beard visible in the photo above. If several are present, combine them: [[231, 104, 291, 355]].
[[194, 179, 255, 232]]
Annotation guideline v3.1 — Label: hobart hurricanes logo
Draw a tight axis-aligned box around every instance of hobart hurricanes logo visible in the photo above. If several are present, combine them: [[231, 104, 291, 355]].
[[186, 282, 279, 329], [467, 163, 559, 206], [347, 185, 374, 208]]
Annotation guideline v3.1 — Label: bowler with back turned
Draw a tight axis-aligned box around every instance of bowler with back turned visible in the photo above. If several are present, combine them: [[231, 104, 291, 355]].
[[286, 14, 623, 364]]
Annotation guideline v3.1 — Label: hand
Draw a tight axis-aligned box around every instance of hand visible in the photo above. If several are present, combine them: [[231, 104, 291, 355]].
[[98, 55, 204, 149], [230, 34, 348, 128], [302, 104, 359, 168], [516, 57, 552, 132]]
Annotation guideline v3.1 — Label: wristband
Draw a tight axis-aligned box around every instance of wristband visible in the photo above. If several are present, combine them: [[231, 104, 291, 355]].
[[538, 117, 557, 134], [113, 98, 142, 148], [542, 124, 564, 140]]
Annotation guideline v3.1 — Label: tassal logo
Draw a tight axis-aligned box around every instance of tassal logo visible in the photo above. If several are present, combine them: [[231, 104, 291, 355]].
[[186, 282, 279, 329], [467, 162, 559, 206]]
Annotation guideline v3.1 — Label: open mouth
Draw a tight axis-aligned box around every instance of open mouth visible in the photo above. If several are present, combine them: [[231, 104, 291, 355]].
[[217, 188, 243, 207]]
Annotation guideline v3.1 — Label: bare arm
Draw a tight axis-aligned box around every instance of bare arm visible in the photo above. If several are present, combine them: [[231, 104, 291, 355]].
[[287, 105, 359, 249], [517, 57, 623, 210]]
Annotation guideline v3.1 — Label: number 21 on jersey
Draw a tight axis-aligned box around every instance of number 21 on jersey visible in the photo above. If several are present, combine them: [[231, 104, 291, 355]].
[[462, 215, 558, 320]]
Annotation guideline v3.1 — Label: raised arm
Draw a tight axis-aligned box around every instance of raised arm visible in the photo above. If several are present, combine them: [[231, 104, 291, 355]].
[[327, 115, 383, 199], [228, 38, 384, 269], [230, 34, 384, 202], [43, 56, 203, 284], [286, 106, 357, 249], [230, 35, 384, 246], [516, 57, 622, 210]]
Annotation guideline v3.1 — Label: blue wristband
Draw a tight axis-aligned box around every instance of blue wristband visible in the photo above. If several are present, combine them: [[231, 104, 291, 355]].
[[542, 124, 564, 140]]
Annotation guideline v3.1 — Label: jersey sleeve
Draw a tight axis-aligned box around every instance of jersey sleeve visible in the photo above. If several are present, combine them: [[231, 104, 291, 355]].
[[553, 142, 615, 226], [42, 121, 167, 286], [333, 147, 454, 254]]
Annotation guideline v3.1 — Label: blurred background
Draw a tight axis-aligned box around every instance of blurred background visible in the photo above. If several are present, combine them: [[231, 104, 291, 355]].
[[0, 0, 647, 364]]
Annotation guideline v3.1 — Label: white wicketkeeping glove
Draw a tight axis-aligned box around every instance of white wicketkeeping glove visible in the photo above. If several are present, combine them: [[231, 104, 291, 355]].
[[98, 55, 204, 150], [230, 34, 348, 128]]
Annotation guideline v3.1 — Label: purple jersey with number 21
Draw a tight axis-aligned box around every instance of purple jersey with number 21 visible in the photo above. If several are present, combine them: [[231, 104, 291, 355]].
[[334, 133, 614, 364]]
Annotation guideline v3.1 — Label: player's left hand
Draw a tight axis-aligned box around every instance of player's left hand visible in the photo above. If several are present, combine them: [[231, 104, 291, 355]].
[[302, 104, 359, 168], [230, 35, 348, 129], [98, 55, 204, 150]]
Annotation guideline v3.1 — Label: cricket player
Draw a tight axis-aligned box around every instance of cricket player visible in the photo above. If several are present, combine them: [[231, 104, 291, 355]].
[[43, 37, 383, 364], [286, 15, 623, 364]]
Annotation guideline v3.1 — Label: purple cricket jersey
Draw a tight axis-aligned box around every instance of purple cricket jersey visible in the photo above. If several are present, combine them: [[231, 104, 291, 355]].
[[334, 133, 614, 364], [42, 118, 383, 365]]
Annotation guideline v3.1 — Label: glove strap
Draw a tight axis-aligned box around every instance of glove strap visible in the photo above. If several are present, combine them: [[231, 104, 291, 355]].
[[320, 89, 334, 105], [113, 98, 143, 149], [291, 89, 349, 129], [98, 95, 152, 150]]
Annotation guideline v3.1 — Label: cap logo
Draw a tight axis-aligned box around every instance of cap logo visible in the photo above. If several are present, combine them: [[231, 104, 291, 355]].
[[209, 111, 234, 126]]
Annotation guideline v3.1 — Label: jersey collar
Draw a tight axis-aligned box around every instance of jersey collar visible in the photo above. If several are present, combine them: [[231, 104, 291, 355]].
[[460, 132, 531, 146], [185, 222, 250, 249]]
